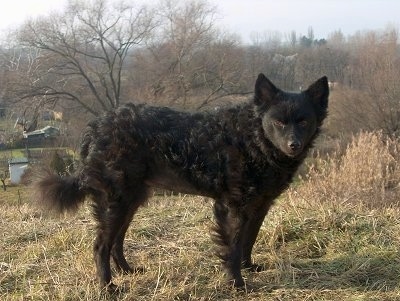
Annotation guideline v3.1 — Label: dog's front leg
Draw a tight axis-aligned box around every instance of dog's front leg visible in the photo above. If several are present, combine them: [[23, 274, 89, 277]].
[[227, 218, 248, 287], [213, 201, 248, 287], [241, 200, 273, 271], [93, 230, 114, 290]]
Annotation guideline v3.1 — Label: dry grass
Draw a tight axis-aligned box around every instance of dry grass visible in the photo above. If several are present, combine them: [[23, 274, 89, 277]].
[[302, 131, 400, 207], [2, 131, 400, 300]]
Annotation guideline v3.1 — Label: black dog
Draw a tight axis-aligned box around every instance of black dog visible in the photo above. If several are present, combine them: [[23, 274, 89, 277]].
[[35, 73, 329, 290]]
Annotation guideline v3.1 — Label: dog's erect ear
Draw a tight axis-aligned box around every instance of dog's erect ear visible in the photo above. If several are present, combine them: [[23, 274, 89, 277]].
[[254, 73, 279, 105], [305, 76, 329, 122], [305, 76, 329, 105]]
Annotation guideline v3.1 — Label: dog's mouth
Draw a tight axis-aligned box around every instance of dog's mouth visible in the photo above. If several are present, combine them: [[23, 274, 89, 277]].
[[283, 144, 304, 158], [284, 150, 302, 158]]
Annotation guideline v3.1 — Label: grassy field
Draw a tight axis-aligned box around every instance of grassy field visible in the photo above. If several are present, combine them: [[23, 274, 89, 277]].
[[2, 132, 400, 300]]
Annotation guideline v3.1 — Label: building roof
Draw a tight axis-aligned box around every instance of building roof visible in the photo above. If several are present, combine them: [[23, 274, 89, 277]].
[[9, 157, 29, 165], [23, 126, 60, 138]]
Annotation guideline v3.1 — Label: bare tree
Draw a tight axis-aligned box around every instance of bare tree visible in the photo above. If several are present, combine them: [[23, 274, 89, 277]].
[[286, 30, 298, 49], [132, 0, 246, 109], [0, 169, 8, 191], [295, 44, 348, 88], [158, 0, 217, 105], [12, 0, 157, 116], [329, 28, 400, 137], [194, 35, 247, 109]]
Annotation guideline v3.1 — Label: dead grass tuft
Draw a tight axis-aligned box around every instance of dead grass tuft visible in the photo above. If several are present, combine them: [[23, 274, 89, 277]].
[[300, 131, 400, 208]]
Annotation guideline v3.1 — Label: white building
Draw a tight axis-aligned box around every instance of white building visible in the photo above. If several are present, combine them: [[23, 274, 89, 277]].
[[9, 158, 29, 184]]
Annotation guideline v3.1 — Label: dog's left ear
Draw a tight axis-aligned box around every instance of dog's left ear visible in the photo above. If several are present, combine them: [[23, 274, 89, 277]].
[[305, 76, 329, 121], [254, 73, 280, 106]]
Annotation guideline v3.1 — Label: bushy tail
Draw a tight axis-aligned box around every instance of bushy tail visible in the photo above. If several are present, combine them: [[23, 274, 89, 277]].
[[34, 173, 87, 213]]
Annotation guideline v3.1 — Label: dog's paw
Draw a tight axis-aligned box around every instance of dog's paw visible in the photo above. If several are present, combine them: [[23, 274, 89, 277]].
[[101, 282, 120, 293]]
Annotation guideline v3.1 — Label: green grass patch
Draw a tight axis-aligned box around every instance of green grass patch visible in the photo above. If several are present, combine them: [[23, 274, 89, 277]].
[[0, 147, 76, 160], [0, 149, 25, 160]]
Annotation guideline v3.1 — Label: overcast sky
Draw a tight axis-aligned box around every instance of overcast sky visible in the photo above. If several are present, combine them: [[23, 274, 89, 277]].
[[0, 0, 399, 42]]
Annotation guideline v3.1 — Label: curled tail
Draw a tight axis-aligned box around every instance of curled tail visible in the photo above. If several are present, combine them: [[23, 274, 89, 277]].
[[35, 173, 87, 213]]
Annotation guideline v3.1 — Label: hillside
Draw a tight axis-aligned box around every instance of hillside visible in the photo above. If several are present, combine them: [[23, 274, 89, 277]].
[[1, 132, 400, 300]]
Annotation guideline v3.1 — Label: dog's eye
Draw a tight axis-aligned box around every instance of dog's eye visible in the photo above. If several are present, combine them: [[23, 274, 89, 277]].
[[273, 120, 285, 128], [298, 120, 308, 127]]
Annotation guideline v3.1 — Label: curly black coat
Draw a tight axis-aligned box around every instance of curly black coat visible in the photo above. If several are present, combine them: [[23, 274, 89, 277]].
[[35, 73, 329, 290]]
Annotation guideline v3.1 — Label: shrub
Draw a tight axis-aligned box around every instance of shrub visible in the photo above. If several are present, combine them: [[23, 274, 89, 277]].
[[50, 151, 67, 176], [292, 131, 400, 208]]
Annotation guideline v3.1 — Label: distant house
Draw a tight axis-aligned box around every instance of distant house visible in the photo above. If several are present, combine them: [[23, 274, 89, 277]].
[[9, 157, 29, 184], [23, 125, 60, 139], [23, 126, 60, 147]]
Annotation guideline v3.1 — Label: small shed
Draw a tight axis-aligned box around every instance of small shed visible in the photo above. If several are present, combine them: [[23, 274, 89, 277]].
[[9, 157, 29, 184]]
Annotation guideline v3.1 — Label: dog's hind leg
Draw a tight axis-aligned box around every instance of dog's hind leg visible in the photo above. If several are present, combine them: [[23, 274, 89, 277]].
[[110, 205, 137, 274], [91, 191, 117, 290], [111, 189, 148, 274], [92, 186, 148, 290]]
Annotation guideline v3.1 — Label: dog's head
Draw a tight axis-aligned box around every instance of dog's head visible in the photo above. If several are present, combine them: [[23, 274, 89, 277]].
[[254, 73, 329, 158]]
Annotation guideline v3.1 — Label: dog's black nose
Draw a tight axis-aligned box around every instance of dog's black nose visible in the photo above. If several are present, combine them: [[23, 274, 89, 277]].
[[288, 140, 302, 151]]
